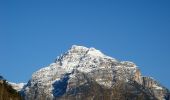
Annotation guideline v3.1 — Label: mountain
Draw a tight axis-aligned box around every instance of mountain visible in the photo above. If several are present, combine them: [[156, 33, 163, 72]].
[[0, 75, 22, 100], [22, 45, 170, 100], [8, 82, 26, 92]]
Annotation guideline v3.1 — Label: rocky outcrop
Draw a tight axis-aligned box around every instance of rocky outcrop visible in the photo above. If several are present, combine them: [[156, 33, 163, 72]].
[[141, 77, 169, 100], [133, 69, 142, 83], [22, 45, 169, 100]]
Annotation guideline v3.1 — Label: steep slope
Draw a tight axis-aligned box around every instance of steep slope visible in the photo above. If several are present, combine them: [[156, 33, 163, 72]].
[[9, 82, 26, 92], [22, 45, 170, 100], [0, 76, 22, 100]]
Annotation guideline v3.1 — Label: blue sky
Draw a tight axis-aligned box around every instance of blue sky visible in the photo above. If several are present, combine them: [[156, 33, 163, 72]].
[[0, 0, 170, 88]]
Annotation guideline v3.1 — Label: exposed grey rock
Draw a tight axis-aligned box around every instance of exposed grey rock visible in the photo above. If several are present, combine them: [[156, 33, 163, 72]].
[[22, 45, 169, 100]]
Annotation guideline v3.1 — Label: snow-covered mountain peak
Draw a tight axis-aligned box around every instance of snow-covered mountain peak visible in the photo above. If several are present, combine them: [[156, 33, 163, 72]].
[[29, 45, 140, 87], [68, 45, 104, 57], [67, 45, 116, 60], [31, 45, 129, 82], [22, 45, 169, 100], [70, 45, 89, 52], [87, 47, 104, 57]]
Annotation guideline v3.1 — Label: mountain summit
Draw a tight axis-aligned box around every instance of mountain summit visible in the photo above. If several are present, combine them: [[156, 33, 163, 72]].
[[22, 45, 170, 100]]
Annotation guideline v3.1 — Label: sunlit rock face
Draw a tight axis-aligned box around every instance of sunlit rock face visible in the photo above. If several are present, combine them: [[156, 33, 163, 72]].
[[22, 45, 169, 100]]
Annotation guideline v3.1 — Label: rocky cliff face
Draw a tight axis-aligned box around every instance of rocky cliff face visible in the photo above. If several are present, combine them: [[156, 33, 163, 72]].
[[22, 45, 170, 100]]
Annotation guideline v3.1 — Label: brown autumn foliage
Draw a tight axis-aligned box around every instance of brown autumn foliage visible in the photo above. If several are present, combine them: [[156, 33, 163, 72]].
[[0, 80, 22, 100]]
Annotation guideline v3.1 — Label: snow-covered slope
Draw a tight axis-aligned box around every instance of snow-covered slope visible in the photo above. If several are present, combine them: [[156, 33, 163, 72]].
[[22, 45, 169, 100], [8, 82, 26, 92]]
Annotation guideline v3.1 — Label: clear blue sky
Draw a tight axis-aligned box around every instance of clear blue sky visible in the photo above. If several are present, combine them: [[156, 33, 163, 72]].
[[0, 0, 170, 88]]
